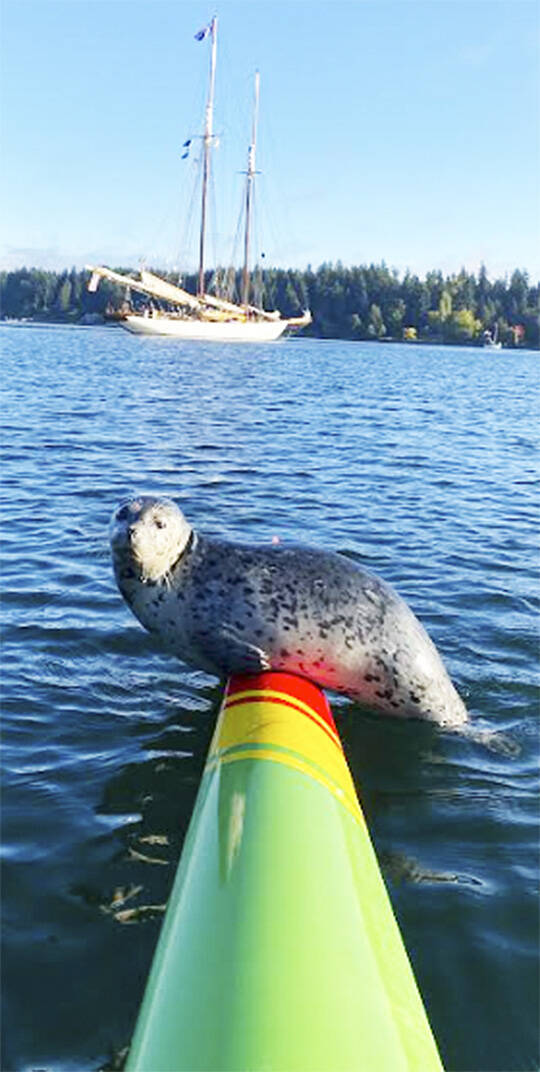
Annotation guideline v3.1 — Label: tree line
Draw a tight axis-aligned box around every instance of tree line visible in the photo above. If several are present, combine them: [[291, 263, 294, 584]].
[[1, 263, 538, 347]]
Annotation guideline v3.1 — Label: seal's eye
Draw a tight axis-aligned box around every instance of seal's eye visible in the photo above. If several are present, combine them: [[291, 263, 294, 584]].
[[117, 505, 130, 521], [154, 518, 165, 530]]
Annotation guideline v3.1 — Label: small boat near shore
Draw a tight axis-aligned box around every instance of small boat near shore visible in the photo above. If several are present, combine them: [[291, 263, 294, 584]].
[[87, 18, 310, 342], [483, 324, 502, 350]]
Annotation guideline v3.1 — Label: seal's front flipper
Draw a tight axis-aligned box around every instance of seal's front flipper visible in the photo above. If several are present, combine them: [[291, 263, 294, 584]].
[[214, 624, 271, 675]]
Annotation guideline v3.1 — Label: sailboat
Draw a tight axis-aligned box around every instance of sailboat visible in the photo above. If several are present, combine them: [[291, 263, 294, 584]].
[[86, 17, 311, 342], [482, 324, 502, 350]]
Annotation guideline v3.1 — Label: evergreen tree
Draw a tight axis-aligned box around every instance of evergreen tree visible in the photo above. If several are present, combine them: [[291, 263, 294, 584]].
[[56, 276, 72, 314], [367, 303, 385, 338]]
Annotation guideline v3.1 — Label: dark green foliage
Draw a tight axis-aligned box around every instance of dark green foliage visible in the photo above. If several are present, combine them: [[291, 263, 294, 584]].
[[0, 266, 113, 322], [0, 263, 538, 347]]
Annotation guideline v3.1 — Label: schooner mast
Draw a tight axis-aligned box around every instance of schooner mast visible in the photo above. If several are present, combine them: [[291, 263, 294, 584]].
[[198, 16, 218, 298], [198, 20, 259, 312], [241, 70, 260, 311]]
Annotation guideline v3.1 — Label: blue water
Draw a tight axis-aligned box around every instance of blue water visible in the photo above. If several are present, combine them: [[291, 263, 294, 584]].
[[1, 324, 539, 1072]]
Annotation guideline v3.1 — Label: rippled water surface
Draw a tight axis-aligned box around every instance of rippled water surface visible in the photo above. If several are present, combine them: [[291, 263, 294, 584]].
[[1, 324, 539, 1071]]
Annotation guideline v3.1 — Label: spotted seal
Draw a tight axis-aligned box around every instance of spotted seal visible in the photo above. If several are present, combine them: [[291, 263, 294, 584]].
[[110, 496, 468, 727]]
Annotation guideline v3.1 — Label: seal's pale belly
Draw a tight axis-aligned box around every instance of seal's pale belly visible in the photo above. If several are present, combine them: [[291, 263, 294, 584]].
[[111, 498, 468, 728]]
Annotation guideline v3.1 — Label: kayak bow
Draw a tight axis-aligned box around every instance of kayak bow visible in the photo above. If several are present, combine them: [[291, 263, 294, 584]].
[[126, 671, 443, 1071]]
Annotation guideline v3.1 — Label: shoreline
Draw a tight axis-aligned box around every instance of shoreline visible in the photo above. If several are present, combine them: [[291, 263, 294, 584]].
[[1, 317, 535, 350]]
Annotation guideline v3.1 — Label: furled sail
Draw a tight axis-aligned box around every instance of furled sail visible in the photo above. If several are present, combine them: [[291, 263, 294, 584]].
[[86, 264, 285, 322], [139, 270, 203, 309], [86, 265, 202, 310]]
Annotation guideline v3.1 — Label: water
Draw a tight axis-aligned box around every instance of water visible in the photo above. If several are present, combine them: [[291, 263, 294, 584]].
[[1, 324, 538, 1072]]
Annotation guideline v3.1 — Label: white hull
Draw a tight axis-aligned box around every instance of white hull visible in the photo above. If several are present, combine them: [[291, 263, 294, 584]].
[[122, 314, 290, 342]]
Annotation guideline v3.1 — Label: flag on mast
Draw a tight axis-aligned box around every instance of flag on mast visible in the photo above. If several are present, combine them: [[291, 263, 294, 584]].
[[194, 20, 213, 41]]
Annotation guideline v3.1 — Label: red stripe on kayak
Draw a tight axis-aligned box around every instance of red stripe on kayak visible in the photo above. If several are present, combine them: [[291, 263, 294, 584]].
[[225, 691, 341, 751], [227, 671, 337, 733]]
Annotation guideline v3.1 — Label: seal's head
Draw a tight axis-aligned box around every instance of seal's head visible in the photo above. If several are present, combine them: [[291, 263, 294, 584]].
[[110, 496, 192, 583]]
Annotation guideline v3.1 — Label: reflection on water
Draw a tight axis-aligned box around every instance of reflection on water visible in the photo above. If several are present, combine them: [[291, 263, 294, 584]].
[[1, 326, 538, 1072]]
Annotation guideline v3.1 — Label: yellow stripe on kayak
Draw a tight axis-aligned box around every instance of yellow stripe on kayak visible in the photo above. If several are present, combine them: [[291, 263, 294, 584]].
[[207, 685, 363, 825]]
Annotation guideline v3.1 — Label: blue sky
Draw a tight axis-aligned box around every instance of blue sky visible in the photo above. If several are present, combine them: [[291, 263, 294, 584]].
[[1, 0, 539, 280]]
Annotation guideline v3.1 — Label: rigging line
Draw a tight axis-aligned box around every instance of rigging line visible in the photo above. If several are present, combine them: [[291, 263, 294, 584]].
[[208, 162, 219, 291], [140, 150, 192, 266], [143, 191, 184, 273], [230, 187, 246, 268], [256, 94, 301, 266], [225, 194, 246, 305], [257, 173, 286, 265], [224, 264, 236, 304], [178, 153, 204, 273]]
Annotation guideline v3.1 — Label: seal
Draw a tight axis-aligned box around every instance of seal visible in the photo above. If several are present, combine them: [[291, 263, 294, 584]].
[[110, 495, 468, 727]]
